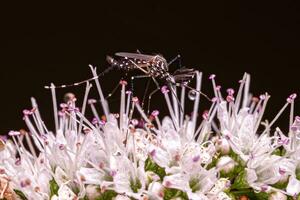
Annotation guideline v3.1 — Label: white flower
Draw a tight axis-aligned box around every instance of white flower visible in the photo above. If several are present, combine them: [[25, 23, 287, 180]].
[[114, 195, 131, 200], [85, 185, 101, 200], [216, 156, 236, 174], [246, 154, 295, 192], [286, 176, 300, 196], [269, 191, 287, 200], [147, 181, 164, 200], [50, 183, 77, 200]]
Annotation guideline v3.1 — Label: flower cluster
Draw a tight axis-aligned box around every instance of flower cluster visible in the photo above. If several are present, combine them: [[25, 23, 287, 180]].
[[0, 67, 299, 200]]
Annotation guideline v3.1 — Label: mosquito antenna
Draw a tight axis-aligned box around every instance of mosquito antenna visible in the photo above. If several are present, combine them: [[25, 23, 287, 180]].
[[105, 82, 121, 99], [167, 55, 181, 67], [176, 83, 212, 102], [44, 65, 115, 89]]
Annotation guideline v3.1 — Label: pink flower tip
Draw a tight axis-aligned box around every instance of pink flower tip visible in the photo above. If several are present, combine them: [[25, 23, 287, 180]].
[[131, 119, 139, 126], [161, 86, 169, 94], [226, 95, 235, 102], [151, 110, 160, 117], [226, 88, 234, 95], [23, 109, 32, 116], [8, 131, 20, 136], [259, 94, 266, 100], [132, 97, 139, 103], [119, 80, 128, 85], [287, 93, 297, 103], [209, 74, 216, 79], [88, 99, 97, 104]]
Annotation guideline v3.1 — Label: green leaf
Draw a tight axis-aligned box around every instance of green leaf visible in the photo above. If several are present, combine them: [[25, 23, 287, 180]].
[[296, 168, 300, 181], [163, 188, 188, 200], [49, 178, 59, 198], [254, 192, 269, 200], [145, 157, 166, 180], [130, 177, 142, 193], [13, 189, 28, 200], [272, 179, 288, 190], [231, 189, 269, 200], [95, 190, 118, 200], [271, 148, 282, 156], [231, 169, 250, 190], [80, 196, 89, 200]]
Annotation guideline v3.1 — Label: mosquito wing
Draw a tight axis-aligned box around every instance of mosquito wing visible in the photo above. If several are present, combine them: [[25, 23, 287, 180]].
[[173, 68, 196, 83], [115, 52, 155, 61]]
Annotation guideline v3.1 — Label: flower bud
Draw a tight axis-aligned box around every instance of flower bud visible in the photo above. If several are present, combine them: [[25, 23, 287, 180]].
[[86, 185, 101, 200], [146, 171, 161, 183], [217, 156, 235, 174], [148, 182, 164, 198], [216, 138, 230, 155], [269, 192, 287, 200], [114, 195, 131, 200]]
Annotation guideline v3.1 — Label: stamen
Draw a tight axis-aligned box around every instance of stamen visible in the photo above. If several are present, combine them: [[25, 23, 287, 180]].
[[161, 86, 179, 130], [50, 83, 59, 132], [89, 65, 110, 120]]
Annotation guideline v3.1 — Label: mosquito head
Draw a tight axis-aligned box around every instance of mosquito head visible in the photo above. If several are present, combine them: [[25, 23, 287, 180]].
[[153, 55, 168, 71], [106, 55, 116, 65]]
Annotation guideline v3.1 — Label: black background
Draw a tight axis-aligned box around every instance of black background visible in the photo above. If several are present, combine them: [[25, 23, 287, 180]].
[[1, 2, 300, 134]]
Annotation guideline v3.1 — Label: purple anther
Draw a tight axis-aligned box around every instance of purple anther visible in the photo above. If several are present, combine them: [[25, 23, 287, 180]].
[[99, 120, 106, 126], [151, 110, 160, 117], [132, 97, 139, 103], [131, 119, 139, 126], [60, 103, 68, 108], [8, 131, 20, 136], [291, 126, 298, 132], [226, 88, 235, 95], [92, 117, 99, 125], [279, 167, 286, 175], [59, 144, 65, 150], [88, 99, 97, 104], [287, 93, 297, 103], [260, 185, 269, 192], [23, 109, 32, 116], [209, 74, 216, 80], [259, 94, 266, 100], [15, 158, 21, 166], [202, 111, 209, 120], [126, 90, 132, 95], [119, 80, 128, 85], [226, 95, 235, 102], [192, 155, 200, 162], [161, 86, 169, 94], [150, 149, 156, 157], [110, 170, 117, 177]]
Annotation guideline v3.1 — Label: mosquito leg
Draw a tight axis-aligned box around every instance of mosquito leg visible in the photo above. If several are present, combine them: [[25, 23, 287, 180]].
[[142, 78, 151, 108], [105, 81, 121, 99], [146, 77, 161, 114], [167, 54, 182, 68], [147, 88, 160, 114], [130, 74, 150, 96], [176, 83, 212, 102]]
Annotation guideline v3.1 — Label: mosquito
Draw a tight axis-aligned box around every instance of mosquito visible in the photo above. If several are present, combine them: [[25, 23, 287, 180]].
[[106, 52, 211, 113]]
